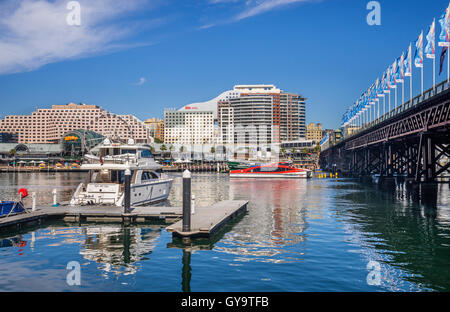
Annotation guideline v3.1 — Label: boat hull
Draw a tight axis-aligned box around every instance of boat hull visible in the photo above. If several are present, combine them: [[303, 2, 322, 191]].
[[230, 172, 311, 178], [127, 179, 173, 206], [70, 179, 173, 207]]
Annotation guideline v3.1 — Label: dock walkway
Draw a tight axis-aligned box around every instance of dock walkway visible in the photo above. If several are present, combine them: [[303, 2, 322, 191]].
[[0, 200, 248, 239], [166, 200, 248, 238]]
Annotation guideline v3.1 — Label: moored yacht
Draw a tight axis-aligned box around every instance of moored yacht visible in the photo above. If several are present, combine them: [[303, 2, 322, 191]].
[[230, 162, 313, 178], [70, 139, 173, 206]]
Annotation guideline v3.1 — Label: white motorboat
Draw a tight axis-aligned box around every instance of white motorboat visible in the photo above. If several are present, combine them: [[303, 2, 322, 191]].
[[70, 139, 173, 207]]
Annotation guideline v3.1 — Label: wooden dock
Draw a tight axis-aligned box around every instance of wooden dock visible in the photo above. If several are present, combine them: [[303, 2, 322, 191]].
[[166, 200, 248, 238], [0, 200, 248, 240]]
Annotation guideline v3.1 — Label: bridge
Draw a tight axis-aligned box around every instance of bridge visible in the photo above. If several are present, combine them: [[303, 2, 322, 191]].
[[320, 80, 450, 199]]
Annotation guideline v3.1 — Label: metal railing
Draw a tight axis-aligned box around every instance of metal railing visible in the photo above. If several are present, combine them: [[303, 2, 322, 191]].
[[343, 80, 450, 141]]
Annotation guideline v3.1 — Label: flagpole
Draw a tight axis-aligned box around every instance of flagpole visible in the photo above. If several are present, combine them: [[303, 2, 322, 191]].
[[410, 43, 413, 106], [421, 65, 424, 96], [395, 86, 397, 109], [377, 99, 380, 120], [389, 91, 391, 114], [402, 82, 404, 106], [433, 57, 436, 92]]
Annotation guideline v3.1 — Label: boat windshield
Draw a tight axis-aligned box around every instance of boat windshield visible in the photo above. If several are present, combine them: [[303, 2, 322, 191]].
[[121, 149, 137, 155], [91, 170, 134, 184]]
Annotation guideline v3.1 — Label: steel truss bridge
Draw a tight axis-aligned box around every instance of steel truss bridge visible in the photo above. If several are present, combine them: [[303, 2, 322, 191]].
[[320, 81, 450, 185]]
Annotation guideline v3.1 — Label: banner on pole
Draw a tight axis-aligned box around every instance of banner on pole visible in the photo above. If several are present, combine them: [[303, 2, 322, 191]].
[[425, 19, 436, 59], [415, 31, 424, 68]]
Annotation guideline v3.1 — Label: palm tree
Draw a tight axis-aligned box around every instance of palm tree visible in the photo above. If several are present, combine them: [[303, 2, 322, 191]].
[[160, 144, 167, 151], [280, 147, 286, 158], [180, 146, 185, 153]]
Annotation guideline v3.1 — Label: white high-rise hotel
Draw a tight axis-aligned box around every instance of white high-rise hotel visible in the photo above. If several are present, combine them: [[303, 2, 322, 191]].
[[166, 84, 306, 145]]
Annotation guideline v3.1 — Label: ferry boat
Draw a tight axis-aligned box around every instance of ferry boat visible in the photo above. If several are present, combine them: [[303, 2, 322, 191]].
[[70, 139, 173, 207], [230, 162, 313, 179]]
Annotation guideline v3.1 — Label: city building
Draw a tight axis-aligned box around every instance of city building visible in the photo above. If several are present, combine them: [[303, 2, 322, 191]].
[[343, 125, 359, 138], [0, 143, 62, 164], [0, 103, 152, 144], [61, 130, 105, 158], [144, 118, 164, 142], [215, 85, 306, 144], [164, 109, 215, 145], [0, 132, 18, 143], [306, 123, 323, 143], [320, 128, 342, 150]]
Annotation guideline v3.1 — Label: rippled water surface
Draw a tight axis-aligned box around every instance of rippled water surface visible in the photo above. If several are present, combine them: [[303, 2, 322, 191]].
[[0, 172, 449, 291]]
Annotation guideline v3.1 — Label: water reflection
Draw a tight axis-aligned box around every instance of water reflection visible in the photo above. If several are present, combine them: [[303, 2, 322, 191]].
[[22, 224, 164, 277], [336, 181, 450, 291], [212, 179, 311, 263], [79, 225, 162, 276], [1, 172, 450, 291], [0, 172, 86, 206]]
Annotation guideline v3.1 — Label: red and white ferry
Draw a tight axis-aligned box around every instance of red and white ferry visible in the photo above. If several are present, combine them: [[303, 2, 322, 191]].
[[230, 162, 313, 179]]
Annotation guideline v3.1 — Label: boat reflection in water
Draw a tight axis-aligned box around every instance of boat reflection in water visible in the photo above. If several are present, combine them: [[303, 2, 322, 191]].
[[33, 224, 164, 277], [79, 225, 163, 276], [212, 177, 320, 263]]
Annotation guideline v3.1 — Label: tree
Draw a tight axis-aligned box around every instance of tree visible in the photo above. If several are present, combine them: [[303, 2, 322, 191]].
[[169, 145, 174, 152], [301, 148, 309, 155], [154, 138, 163, 144], [291, 148, 297, 155], [8, 149, 16, 157], [210, 147, 216, 154], [160, 144, 167, 151], [280, 147, 286, 157], [314, 144, 321, 154], [180, 146, 185, 153]]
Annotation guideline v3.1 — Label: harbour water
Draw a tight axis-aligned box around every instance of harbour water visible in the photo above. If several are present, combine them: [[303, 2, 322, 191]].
[[0, 172, 449, 292]]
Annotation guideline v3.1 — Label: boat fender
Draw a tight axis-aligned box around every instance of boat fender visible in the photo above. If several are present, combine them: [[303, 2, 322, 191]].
[[18, 188, 29, 199]]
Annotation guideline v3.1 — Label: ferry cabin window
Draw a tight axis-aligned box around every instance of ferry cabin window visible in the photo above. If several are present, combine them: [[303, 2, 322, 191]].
[[121, 149, 136, 155]]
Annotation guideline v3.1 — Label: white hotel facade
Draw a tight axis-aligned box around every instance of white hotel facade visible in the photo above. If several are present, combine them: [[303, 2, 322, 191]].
[[167, 84, 306, 146]]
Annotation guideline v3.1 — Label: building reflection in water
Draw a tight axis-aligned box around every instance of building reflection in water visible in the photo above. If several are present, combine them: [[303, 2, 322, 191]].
[[212, 178, 320, 264]]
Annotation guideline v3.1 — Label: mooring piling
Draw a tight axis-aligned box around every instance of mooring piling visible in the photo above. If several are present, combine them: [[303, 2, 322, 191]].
[[32, 192, 37, 211], [52, 189, 59, 207], [124, 168, 131, 214], [182, 170, 191, 232]]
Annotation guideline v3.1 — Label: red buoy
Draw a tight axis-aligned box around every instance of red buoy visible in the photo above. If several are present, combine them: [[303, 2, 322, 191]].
[[18, 188, 29, 199]]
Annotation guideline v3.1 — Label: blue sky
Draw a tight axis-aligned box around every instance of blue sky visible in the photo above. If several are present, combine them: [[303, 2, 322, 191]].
[[0, 0, 449, 129]]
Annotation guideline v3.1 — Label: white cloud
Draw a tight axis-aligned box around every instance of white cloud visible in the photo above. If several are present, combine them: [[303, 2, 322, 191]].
[[204, 0, 318, 28], [235, 0, 315, 21], [0, 0, 160, 75], [134, 77, 147, 86]]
